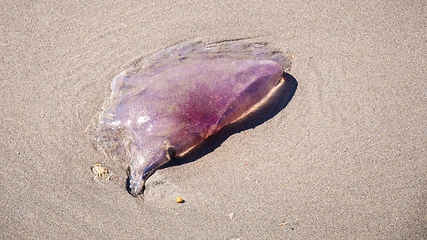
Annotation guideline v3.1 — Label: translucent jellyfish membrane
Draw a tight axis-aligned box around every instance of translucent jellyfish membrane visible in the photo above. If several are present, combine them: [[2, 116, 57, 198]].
[[96, 41, 292, 195]]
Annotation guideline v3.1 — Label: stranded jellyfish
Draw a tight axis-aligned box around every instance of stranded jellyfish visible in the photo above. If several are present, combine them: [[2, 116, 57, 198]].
[[96, 41, 292, 196]]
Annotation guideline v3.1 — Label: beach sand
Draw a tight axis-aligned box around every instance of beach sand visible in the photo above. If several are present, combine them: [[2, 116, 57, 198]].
[[1, 0, 425, 239]]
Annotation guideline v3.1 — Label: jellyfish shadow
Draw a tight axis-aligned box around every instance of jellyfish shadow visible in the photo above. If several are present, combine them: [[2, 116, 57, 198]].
[[163, 72, 298, 169]]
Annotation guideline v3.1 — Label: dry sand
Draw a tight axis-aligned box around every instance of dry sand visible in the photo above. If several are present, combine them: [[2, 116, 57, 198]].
[[1, 0, 425, 239]]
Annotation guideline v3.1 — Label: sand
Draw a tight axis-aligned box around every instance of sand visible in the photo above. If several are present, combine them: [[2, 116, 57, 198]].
[[1, 0, 425, 239]]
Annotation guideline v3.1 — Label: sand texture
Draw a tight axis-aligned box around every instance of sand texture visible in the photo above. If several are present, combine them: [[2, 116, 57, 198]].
[[1, 0, 425, 239]]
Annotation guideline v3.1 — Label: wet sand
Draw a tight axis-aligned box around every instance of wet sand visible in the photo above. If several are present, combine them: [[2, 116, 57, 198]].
[[1, 0, 425, 239]]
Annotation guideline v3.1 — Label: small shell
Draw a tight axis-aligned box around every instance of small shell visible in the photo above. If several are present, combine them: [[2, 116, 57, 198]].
[[175, 196, 184, 203], [91, 164, 112, 180]]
